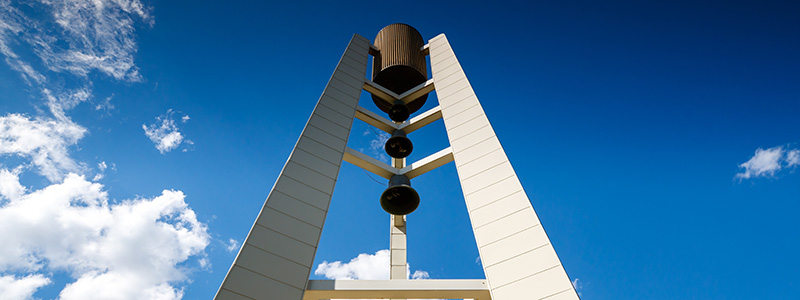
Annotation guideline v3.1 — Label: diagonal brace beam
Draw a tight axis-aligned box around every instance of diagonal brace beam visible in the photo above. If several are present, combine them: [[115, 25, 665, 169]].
[[343, 147, 399, 179], [363, 79, 436, 107], [398, 78, 435, 105], [355, 106, 398, 133], [398, 105, 442, 134], [400, 147, 454, 179], [363, 80, 400, 105]]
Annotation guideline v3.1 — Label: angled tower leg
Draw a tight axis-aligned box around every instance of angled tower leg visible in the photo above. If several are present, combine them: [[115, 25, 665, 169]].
[[215, 34, 371, 300], [429, 34, 580, 300]]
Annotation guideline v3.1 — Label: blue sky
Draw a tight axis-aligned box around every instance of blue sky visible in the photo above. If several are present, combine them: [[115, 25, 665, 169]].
[[0, 0, 798, 299]]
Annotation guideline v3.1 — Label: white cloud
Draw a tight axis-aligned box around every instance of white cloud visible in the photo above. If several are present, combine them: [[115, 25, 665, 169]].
[[314, 250, 439, 300], [571, 278, 583, 297], [0, 274, 51, 300], [736, 145, 800, 179], [0, 171, 209, 299], [1, 3, 215, 299], [0, 114, 86, 182], [143, 110, 191, 154], [181, 115, 190, 123], [225, 239, 240, 253], [315, 249, 391, 280], [92, 161, 108, 181], [786, 149, 800, 167]]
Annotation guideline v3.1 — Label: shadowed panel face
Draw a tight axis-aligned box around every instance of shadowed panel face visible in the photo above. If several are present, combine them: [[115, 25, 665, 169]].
[[371, 23, 428, 115]]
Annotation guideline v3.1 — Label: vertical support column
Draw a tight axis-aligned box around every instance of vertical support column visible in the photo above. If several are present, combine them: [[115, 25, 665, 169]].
[[428, 34, 580, 300], [390, 157, 407, 300], [215, 34, 371, 300]]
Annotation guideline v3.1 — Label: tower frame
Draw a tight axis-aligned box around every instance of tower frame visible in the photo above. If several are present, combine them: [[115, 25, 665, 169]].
[[215, 32, 579, 300]]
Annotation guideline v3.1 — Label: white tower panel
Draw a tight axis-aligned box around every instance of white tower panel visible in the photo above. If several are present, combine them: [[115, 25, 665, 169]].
[[429, 33, 580, 300], [215, 34, 371, 300]]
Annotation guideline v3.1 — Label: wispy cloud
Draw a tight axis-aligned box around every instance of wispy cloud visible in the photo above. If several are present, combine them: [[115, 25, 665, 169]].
[[1, 2, 213, 299], [736, 145, 800, 179], [143, 110, 192, 154], [363, 128, 390, 163], [0, 0, 151, 117], [572, 278, 583, 297]]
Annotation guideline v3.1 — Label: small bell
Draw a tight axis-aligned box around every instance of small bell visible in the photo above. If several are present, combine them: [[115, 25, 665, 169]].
[[385, 130, 413, 158], [388, 100, 410, 122]]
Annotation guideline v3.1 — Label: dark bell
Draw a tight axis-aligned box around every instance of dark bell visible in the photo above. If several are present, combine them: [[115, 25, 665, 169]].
[[388, 100, 410, 122], [385, 130, 413, 158], [380, 175, 420, 215]]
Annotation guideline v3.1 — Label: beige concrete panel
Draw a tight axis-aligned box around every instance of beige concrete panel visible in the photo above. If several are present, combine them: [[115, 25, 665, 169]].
[[490, 267, 577, 300], [390, 234, 407, 249], [217, 34, 368, 300], [449, 125, 496, 151], [214, 289, 253, 300], [237, 244, 310, 289], [390, 267, 406, 279], [267, 191, 326, 229], [282, 161, 335, 192], [483, 245, 561, 288], [429, 45, 453, 61], [440, 90, 477, 112], [390, 249, 407, 265], [431, 33, 579, 300], [541, 289, 582, 300], [289, 148, 339, 179], [335, 64, 365, 83], [461, 162, 516, 194], [462, 175, 523, 210], [321, 85, 358, 108], [309, 105, 352, 133], [341, 53, 366, 69], [459, 151, 511, 180], [303, 125, 347, 151], [447, 114, 493, 143], [246, 225, 316, 266], [452, 136, 502, 166], [307, 116, 349, 144], [479, 226, 551, 267], [436, 70, 469, 91], [273, 175, 332, 211], [443, 103, 483, 128], [469, 190, 535, 228], [221, 267, 303, 300], [431, 58, 461, 79], [256, 207, 321, 246], [473, 207, 539, 246], [438, 81, 474, 101], [295, 137, 342, 166], [318, 98, 354, 119], [330, 76, 363, 93]]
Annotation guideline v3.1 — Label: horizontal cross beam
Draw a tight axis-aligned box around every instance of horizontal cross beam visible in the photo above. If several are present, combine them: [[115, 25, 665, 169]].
[[303, 279, 491, 300]]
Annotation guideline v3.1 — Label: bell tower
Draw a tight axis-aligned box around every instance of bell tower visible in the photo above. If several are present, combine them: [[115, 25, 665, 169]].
[[214, 24, 580, 300]]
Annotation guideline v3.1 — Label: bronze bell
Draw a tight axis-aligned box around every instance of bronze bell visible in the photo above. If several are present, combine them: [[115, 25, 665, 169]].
[[372, 24, 428, 117], [388, 100, 410, 122], [380, 174, 420, 215], [385, 129, 413, 158]]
